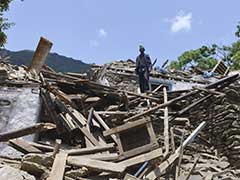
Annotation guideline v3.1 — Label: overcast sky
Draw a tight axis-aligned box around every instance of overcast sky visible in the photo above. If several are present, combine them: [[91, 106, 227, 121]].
[[5, 0, 240, 65]]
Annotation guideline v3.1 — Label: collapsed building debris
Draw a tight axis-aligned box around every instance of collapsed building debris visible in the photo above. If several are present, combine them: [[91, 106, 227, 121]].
[[1, 38, 240, 179]]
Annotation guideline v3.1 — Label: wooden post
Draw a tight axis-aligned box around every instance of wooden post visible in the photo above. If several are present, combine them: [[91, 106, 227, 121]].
[[163, 87, 169, 156], [29, 37, 53, 74]]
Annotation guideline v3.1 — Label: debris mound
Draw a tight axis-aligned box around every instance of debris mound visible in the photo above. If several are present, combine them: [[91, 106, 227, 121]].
[[1, 38, 240, 179]]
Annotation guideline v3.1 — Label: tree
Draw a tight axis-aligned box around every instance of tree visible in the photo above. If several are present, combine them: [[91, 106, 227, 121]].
[[0, 0, 14, 47], [235, 22, 240, 38], [169, 45, 218, 70], [169, 22, 240, 71]]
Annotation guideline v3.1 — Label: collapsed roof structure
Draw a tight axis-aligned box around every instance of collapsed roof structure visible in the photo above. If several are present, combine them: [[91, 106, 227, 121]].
[[0, 37, 240, 180]]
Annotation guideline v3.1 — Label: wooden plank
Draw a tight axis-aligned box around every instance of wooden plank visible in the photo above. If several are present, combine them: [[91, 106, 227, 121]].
[[118, 143, 157, 160], [65, 72, 87, 79], [47, 152, 68, 180], [71, 108, 87, 126], [58, 113, 77, 132], [55, 99, 100, 146], [66, 143, 115, 155], [28, 141, 54, 152], [41, 69, 80, 82], [103, 118, 150, 137], [206, 74, 239, 89], [118, 148, 163, 167], [145, 122, 206, 180], [49, 88, 75, 107], [146, 121, 159, 146], [8, 139, 42, 154], [0, 123, 56, 142], [124, 174, 140, 180], [93, 111, 118, 144], [152, 84, 163, 93], [77, 153, 119, 161], [67, 156, 126, 173], [41, 91, 60, 126]]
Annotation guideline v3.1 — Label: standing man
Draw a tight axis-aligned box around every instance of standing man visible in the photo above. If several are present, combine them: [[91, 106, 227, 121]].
[[135, 45, 152, 93]]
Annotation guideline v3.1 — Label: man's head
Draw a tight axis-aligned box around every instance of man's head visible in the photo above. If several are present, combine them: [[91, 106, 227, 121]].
[[139, 45, 145, 54]]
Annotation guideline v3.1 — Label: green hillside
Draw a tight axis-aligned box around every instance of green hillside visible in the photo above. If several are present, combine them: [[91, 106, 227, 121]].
[[0, 49, 90, 73]]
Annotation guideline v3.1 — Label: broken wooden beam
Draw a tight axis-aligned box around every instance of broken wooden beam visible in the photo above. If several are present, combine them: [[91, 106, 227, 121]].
[[28, 141, 54, 152], [29, 37, 53, 74], [8, 139, 42, 154], [0, 123, 56, 142]]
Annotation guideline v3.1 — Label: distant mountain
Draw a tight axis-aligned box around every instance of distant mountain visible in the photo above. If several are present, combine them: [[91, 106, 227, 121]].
[[0, 49, 90, 73]]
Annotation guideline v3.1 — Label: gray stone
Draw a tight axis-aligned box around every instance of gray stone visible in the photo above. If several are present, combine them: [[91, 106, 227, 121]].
[[0, 165, 36, 180]]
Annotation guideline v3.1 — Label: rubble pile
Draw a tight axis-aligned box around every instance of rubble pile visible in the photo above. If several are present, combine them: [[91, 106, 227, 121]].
[[189, 82, 240, 168], [1, 39, 240, 179]]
